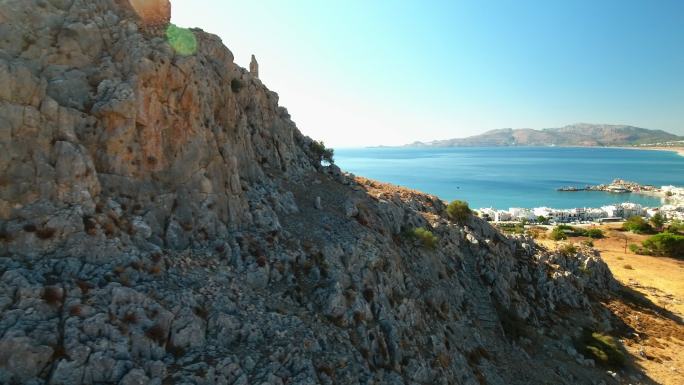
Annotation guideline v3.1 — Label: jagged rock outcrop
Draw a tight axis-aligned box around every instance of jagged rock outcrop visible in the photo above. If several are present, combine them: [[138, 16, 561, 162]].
[[1, 1, 625, 385], [250, 54, 259, 78]]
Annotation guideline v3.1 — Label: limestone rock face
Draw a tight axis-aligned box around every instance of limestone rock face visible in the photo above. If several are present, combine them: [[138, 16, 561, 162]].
[[128, 0, 171, 27], [0, 1, 624, 385], [0, 0, 319, 256]]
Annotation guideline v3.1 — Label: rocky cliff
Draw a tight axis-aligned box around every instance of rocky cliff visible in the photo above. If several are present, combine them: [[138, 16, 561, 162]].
[[0, 1, 629, 384]]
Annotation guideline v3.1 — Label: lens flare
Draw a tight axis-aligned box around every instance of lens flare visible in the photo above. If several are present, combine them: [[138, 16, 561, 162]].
[[166, 24, 198, 56]]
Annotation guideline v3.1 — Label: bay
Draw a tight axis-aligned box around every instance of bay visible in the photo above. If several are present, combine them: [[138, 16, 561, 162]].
[[334, 147, 684, 209]]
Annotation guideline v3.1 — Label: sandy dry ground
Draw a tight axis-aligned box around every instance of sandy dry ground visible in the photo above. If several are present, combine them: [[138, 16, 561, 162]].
[[594, 226, 684, 315], [542, 224, 684, 384]]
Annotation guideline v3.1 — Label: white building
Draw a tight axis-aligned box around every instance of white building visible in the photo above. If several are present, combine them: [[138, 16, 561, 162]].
[[645, 208, 660, 218], [662, 185, 684, 196], [478, 208, 514, 222], [586, 208, 607, 220], [659, 204, 684, 220], [620, 202, 644, 218], [478, 207, 497, 221], [495, 211, 513, 222], [601, 205, 621, 218], [508, 208, 535, 221], [533, 207, 553, 218]]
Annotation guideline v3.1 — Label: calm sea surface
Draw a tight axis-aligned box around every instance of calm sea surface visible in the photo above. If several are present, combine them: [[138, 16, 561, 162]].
[[334, 147, 684, 209]]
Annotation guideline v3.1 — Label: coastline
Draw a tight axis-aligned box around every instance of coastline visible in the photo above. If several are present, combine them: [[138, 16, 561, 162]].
[[610, 145, 684, 157], [381, 144, 684, 157]]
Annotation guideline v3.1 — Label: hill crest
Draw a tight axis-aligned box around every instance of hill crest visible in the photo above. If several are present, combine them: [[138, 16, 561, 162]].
[[408, 123, 684, 147]]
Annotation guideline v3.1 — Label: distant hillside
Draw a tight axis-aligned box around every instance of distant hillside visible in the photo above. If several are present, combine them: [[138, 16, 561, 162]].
[[407, 124, 684, 147]]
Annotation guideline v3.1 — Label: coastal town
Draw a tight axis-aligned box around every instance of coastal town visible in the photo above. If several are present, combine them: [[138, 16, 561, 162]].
[[478, 179, 684, 224]]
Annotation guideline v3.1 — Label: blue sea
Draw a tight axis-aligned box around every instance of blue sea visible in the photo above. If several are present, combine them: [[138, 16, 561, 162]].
[[334, 147, 684, 210]]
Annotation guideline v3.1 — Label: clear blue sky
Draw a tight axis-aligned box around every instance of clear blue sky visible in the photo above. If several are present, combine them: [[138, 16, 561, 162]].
[[172, 0, 684, 147]]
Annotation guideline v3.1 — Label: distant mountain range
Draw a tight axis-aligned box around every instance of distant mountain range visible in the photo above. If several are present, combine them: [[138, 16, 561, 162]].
[[406, 123, 684, 148]]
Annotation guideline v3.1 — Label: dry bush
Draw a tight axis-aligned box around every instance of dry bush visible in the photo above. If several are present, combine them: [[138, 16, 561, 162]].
[[145, 324, 167, 345], [122, 312, 138, 324], [69, 305, 84, 317], [36, 227, 56, 239], [42, 286, 63, 306]]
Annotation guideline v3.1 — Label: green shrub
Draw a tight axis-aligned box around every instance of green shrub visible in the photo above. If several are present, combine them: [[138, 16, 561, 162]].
[[310, 140, 334, 164], [166, 24, 198, 56], [641, 232, 684, 259], [526, 227, 546, 239], [622, 216, 653, 234], [666, 220, 684, 235], [628, 243, 640, 253], [649, 212, 666, 231], [558, 243, 577, 256], [496, 223, 525, 234], [411, 227, 438, 249], [550, 227, 567, 241], [536, 216, 549, 225], [231, 78, 244, 93], [446, 200, 470, 224], [577, 330, 626, 368], [628, 243, 652, 256], [584, 228, 604, 239], [555, 226, 603, 238], [581, 240, 594, 247]]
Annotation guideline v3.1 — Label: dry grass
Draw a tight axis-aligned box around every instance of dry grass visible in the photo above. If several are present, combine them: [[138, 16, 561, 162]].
[[593, 224, 684, 316], [122, 312, 138, 324], [434, 351, 451, 368], [543, 223, 684, 384], [42, 286, 63, 306], [102, 220, 116, 236], [83, 216, 98, 235], [145, 324, 167, 345], [256, 255, 267, 267], [36, 227, 56, 239], [75, 279, 93, 295], [69, 305, 83, 317]]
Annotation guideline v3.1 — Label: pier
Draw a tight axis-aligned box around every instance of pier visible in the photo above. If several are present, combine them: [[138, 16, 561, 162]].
[[556, 186, 587, 192], [557, 179, 658, 194]]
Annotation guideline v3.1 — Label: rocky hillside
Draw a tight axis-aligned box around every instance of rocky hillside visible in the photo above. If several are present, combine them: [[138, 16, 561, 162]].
[[408, 123, 684, 147], [0, 1, 642, 384]]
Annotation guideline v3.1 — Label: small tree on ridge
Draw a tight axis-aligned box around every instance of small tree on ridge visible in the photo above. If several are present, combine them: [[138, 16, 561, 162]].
[[447, 200, 471, 224]]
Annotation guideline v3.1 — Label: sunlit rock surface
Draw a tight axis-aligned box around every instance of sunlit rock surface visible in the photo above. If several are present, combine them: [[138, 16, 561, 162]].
[[0, 1, 627, 384]]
